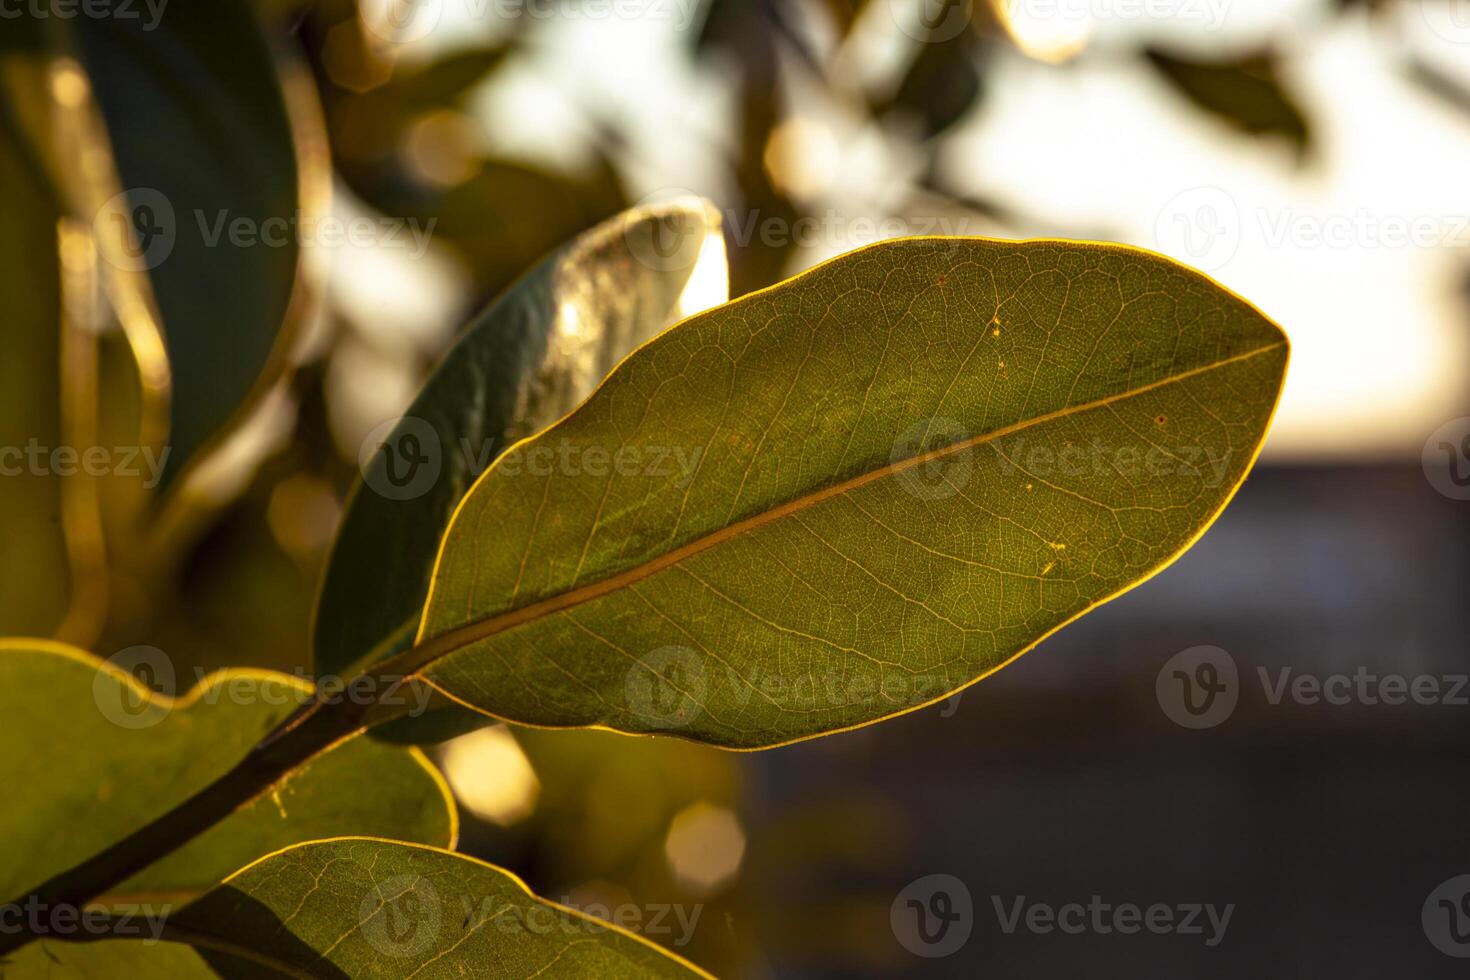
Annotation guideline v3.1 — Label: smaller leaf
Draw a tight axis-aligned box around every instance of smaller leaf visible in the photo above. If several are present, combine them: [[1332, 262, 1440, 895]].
[[1144, 47, 1310, 154], [0, 641, 456, 909], [14, 839, 713, 978], [313, 198, 726, 685]]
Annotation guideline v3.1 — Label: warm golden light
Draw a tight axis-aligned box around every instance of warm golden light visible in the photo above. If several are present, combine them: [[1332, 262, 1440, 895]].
[[764, 117, 840, 200], [403, 110, 480, 189], [993, 0, 1094, 64], [663, 802, 746, 895], [439, 725, 541, 827]]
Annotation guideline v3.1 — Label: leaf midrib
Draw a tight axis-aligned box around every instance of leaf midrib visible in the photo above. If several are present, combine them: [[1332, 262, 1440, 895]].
[[395, 340, 1284, 678]]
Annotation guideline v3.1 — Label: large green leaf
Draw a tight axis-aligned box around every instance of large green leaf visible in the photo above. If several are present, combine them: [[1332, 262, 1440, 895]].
[[7, 839, 711, 978], [314, 199, 726, 685], [406, 237, 1288, 749], [69, 0, 311, 487], [0, 642, 456, 909]]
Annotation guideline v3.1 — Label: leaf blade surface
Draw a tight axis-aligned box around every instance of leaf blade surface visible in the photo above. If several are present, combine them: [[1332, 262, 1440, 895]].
[[414, 238, 1287, 749]]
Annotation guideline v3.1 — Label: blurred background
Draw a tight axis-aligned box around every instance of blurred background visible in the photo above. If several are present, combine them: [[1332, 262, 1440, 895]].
[[3, 0, 1470, 975]]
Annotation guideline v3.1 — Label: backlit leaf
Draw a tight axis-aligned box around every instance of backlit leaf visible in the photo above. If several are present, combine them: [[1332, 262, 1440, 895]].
[[409, 237, 1288, 749], [0, 641, 456, 911], [7, 839, 711, 978]]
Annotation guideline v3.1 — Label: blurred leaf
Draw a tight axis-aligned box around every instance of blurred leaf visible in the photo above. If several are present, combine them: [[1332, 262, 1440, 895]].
[[0, 103, 69, 640], [1144, 47, 1311, 154], [685, 0, 800, 293], [69, 0, 314, 487], [315, 200, 727, 695], [307, 21, 627, 299], [878, 29, 985, 139], [1405, 54, 1470, 120], [400, 156, 631, 294], [819, 0, 870, 36], [0, 641, 455, 908], [515, 726, 740, 876], [379, 44, 513, 107], [412, 238, 1288, 749], [692, 0, 748, 53], [336, 143, 631, 297], [327, 43, 511, 165], [11, 839, 711, 977]]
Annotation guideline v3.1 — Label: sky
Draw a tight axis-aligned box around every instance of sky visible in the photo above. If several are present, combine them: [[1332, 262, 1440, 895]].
[[344, 0, 1470, 461]]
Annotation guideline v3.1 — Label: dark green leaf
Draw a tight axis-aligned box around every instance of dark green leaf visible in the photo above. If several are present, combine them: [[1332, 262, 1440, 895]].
[[0, 85, 70, 636], [314, 199, 727, 684], [71, 0, 311, 486]]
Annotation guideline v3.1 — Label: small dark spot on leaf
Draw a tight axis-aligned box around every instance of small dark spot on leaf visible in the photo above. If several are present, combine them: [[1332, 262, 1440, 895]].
[[1155, 415, 1167, 425]]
